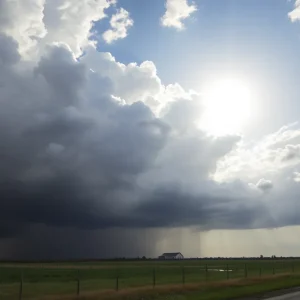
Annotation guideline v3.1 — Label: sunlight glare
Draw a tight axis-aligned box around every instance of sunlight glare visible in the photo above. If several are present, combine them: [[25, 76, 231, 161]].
[[199, 78, 252, 136]]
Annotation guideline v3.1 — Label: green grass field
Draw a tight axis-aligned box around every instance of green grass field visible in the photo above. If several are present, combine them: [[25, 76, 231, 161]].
[[0, 259, 300, 300]]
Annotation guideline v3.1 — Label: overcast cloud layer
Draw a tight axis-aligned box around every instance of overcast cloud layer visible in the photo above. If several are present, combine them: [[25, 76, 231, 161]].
[[1, 0, 300, 259]]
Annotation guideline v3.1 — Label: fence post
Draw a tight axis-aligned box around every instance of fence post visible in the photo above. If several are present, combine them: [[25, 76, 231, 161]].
[[205, 264, 208, 282], [153, 268, 156, 288], [115, 267, 120, 292], [77, 270, 80, 296], [19, 271, 23, 300], [116, 275, 119, 292], [244, 264, 247, 278], [226, 264, 229, 280], [182, 266, 185, 285]]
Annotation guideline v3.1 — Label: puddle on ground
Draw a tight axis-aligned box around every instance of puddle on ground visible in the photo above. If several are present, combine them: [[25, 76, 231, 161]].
[[207, 269, 233, 272]]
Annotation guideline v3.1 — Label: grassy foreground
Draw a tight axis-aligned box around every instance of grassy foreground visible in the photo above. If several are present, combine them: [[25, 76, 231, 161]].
[[58, 275, 300, 300], [0, 260, 300, 299], [40, 274, 300, 300]]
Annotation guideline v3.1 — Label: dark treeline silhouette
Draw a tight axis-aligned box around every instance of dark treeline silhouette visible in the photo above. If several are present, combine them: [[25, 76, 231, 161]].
[[1, 256, 300, 263]]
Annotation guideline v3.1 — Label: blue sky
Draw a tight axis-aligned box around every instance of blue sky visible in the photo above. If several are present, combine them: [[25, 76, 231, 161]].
[[96, 0, 298, 84], [95, 0, 300, 137]]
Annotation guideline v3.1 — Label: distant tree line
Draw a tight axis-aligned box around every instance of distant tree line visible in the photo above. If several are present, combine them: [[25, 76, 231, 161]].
[[1, 255, 299, 263]]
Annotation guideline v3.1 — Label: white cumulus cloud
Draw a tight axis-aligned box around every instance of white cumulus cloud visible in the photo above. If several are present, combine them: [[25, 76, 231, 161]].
[[289, 0, 300, 22], [0, 0, 115, 58], [103, 8, 134, 44], [214, 123, 300, 184], [256, 178, 273, 192], [161, 0, 197, 30]]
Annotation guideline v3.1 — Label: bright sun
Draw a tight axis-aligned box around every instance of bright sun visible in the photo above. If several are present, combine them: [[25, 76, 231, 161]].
[[199, 78, 252, 136]]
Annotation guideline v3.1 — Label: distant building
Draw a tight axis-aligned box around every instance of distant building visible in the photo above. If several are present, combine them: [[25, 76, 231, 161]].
[[158, 252, 184, 260]]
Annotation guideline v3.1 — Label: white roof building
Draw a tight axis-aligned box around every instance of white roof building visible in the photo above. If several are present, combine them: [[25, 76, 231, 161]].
[[158, 252, 184, 260]]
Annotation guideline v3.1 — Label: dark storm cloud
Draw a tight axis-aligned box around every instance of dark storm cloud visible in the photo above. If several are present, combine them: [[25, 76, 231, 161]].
[[133, 186, 275, 230], [0, 40, 171, 239]]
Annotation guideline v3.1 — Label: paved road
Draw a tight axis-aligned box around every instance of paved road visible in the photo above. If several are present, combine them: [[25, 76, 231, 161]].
[[266, 291, 300, 300]]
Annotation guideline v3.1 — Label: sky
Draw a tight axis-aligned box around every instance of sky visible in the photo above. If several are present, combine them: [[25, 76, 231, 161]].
[[1, 0, 300, 260]]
